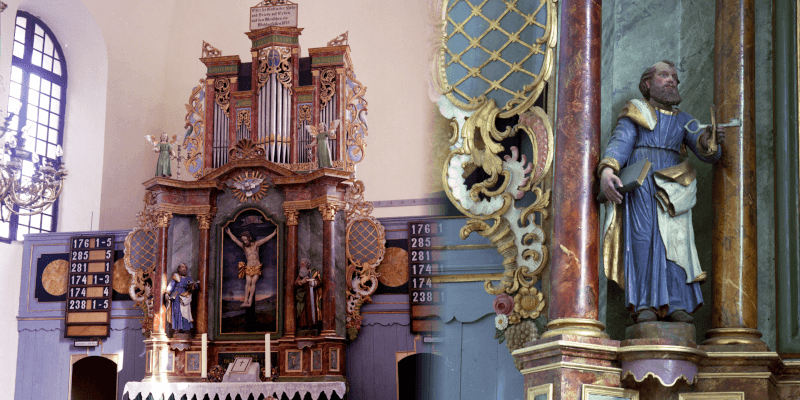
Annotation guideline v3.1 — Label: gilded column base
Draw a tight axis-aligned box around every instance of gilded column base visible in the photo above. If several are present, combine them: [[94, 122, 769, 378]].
[[702, 327, 766, 346], [541, 318, 609, 339]]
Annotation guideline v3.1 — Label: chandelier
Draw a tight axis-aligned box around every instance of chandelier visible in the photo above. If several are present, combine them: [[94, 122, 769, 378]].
[[0, 112, 67, 221]]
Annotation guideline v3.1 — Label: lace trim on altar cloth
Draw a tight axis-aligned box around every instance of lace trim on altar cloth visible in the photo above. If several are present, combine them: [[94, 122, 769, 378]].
[[124, 381, 347, 400]]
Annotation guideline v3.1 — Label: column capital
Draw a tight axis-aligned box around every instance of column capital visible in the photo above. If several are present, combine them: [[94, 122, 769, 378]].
[[155, 211, 173, 228], [284, 210, 299, 226], [318, 204, 338, 221], [197, 209, 216, 230]]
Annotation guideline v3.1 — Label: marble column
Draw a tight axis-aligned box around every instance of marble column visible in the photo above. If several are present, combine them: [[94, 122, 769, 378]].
[[196, 211, 214, 335], [773, 0, 799, 353], [542, 0, 606, 339], [319, 204, 338, 336], [152, 211, 172, 335], [284, 210, 299, 338], [704, 0, 764, 347]]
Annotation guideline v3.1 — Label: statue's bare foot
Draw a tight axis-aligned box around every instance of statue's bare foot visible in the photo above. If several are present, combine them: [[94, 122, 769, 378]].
[[635, 309, 657, 323], [666, 310, 693, 323]]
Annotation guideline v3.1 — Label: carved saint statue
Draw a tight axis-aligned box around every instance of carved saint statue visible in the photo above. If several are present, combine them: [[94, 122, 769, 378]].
[[163, 263, 199, 333], [295, 259, 322, 330], [226, 227, 277, 307], [598, 60, 725, 324], [305, 120, 340, 168]]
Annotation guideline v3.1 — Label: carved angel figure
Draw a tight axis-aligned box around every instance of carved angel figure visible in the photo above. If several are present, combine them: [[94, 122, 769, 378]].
[[305, 120, 340, 168], [145, 133, 177, 177]]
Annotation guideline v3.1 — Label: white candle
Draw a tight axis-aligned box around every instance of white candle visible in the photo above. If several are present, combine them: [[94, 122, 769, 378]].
[[201, 333, 208, 378], [265, 333, 271, 377]]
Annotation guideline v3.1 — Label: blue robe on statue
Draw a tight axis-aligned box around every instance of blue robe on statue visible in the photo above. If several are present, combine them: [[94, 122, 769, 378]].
[[166, 275, 194, 331], [600, 100, 720, 317]]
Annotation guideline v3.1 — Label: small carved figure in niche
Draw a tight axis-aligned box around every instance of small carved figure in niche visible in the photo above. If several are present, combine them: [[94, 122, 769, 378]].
[[226, 227, 277, 308], [598, 60, 726, 324], [305, 120, 340, 168], [163, 263, 199, 334], [295, 259, 322, 330]]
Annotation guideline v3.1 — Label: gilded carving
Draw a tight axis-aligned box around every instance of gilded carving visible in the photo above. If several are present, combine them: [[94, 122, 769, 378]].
[[318, 204, 337, 221], [197, 211, 216, 230], [327, 31, 348, 47], [214, 77, 231, 114], [319, 69, 336, 107], [229, 139, 266, 160], [201, 41, 221, 58], [343, 180, 386, 340], [342, 52, 369, 172], [434, 0, 557, 117], [125, 191, 162, 333], [237, 109, 252, 130], [284, 210, 299, 226], [227, 170, 270, 203], [258, 46, 292, 90], [298, 104, 312, 123], [155, 211, 173, 228], [183, 79, 206, 179], [437, 89, 555, 362]]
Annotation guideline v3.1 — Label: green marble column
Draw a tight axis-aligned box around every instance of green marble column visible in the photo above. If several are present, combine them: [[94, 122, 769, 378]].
[[774, 0, 799, 354]]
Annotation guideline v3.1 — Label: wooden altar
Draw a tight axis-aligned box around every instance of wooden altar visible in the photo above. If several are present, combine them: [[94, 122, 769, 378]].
[[123, 1, 379, 387]]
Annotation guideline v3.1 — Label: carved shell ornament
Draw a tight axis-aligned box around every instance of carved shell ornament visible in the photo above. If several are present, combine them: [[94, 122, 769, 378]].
[[228, 171, 270, 203]]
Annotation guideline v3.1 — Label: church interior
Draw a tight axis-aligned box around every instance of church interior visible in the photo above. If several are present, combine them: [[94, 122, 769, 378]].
[[0, 0, 798, 399]]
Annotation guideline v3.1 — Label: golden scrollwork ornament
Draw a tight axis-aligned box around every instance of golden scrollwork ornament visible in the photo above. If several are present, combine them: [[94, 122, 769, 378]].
[[341, 52, 369, 172], [343, 180, 386, 340], [237, 109, 252, 130], [124, 191, 161, 334], [258, 46, 292, 90], [432, 0, 558, 364], [319, 68, 336, 107], [298, 104, 312, 123], [183, 79, 206, 178], [214, 77, 231, 114], [201, 41, 221, 58]]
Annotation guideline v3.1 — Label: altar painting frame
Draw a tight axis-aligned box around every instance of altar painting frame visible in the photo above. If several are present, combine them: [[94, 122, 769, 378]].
[[215, 207, 284, 340]]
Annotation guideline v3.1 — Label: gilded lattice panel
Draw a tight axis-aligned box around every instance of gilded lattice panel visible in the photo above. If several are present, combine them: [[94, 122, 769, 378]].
[[436, 0, 556, 117]]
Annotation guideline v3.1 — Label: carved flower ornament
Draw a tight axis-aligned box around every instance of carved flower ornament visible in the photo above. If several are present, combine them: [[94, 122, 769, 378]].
[[513, 286, 545, 319]]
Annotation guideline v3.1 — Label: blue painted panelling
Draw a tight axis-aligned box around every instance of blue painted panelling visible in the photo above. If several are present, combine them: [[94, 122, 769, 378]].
[[16, 230, 146, 400], [437, 315, 524, 400], [346, 294, 436, 400]]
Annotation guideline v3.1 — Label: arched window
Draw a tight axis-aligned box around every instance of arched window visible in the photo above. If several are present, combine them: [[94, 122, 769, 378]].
[[0, 11, 68, 242]]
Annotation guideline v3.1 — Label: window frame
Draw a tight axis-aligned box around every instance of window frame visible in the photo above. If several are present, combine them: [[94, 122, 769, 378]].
[[1, 11, 68, 243]]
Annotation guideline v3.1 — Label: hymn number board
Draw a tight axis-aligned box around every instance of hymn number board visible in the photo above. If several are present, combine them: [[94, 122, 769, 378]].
[[64, 235, 114, 338], [408, 221, 443, 333]]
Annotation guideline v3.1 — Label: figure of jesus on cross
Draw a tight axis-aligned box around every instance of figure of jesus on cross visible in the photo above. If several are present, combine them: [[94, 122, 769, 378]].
[[225, 227, 277, 308]]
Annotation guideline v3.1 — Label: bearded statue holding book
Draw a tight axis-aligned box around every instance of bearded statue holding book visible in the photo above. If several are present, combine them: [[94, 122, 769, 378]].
[[598, 60, 725, 324]]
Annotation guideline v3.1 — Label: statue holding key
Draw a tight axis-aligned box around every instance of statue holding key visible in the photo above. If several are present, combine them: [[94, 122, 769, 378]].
[[598, 60, 727, 324]]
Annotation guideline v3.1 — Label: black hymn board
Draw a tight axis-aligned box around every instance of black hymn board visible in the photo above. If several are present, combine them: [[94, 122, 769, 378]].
[[407, 220, 443, 334], [64, 235, 114, 338]]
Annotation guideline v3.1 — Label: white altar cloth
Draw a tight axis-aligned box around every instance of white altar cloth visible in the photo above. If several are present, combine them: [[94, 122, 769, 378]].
[[123, 381, 347, 400]]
